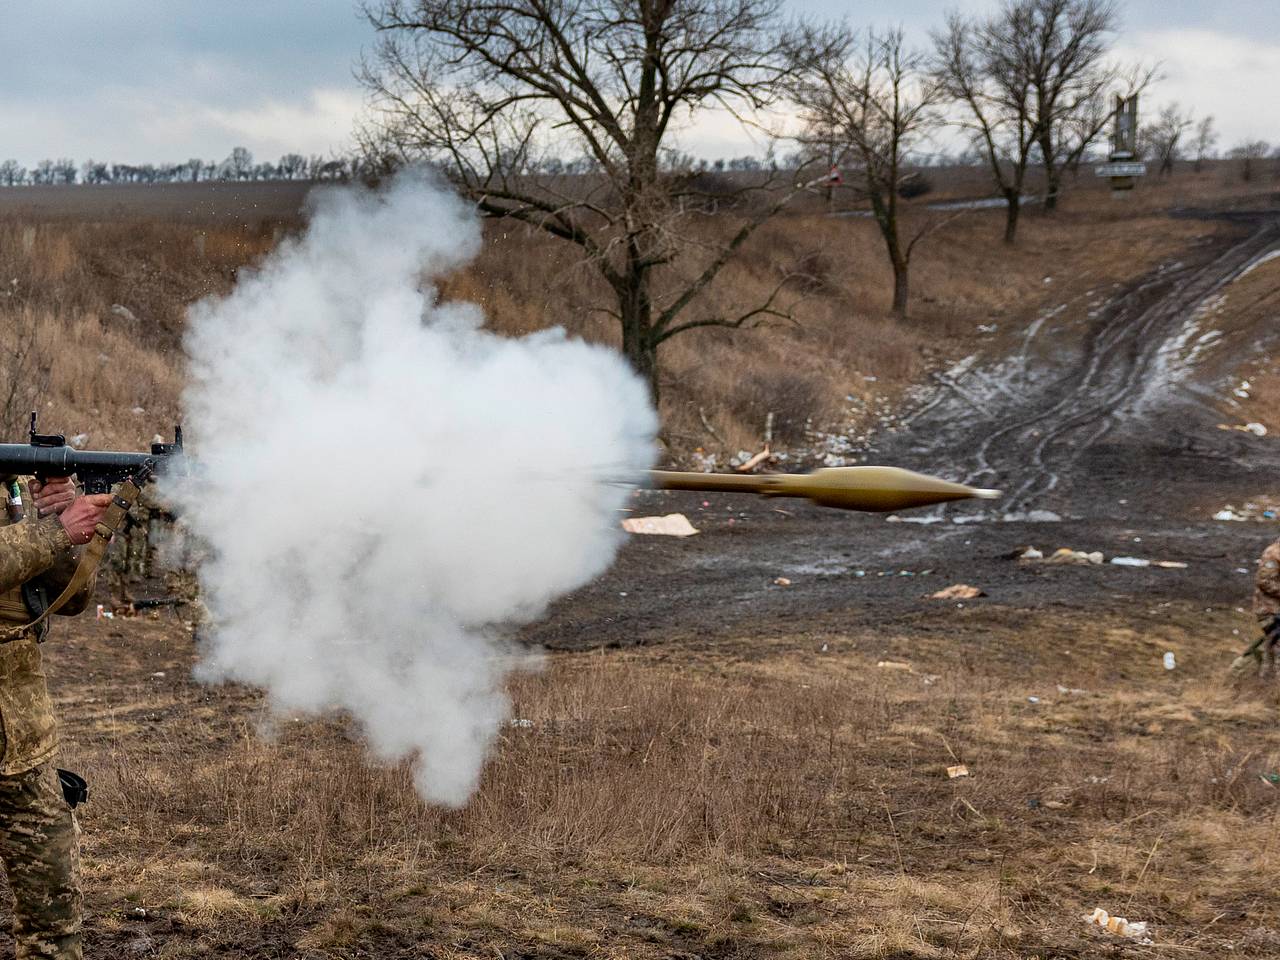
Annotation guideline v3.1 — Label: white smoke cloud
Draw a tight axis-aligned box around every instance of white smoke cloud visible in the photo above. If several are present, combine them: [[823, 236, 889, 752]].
[[172, 172, 656, 806]]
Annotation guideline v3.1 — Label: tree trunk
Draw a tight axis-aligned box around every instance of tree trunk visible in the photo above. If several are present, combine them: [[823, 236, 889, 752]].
[[618, 271, 659, 403], [1038, 133, 1060, 212], [1003, 190, 1021, 244], [891, 259, 909, 316]]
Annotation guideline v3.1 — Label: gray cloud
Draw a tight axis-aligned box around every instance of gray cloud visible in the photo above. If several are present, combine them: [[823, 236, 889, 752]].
[[1, 1, 1275, 167]]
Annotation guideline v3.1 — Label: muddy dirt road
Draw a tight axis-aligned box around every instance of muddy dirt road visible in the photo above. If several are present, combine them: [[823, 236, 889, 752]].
[[532, 212, 1280, 652]]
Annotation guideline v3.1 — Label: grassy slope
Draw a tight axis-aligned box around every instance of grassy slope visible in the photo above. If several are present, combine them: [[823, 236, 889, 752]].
[[0, 167, 1262, 458]]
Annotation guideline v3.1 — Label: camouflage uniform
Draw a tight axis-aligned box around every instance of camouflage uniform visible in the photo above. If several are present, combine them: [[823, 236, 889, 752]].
[[0, 480, 97, 960], [1253, 539, 1280, 621]]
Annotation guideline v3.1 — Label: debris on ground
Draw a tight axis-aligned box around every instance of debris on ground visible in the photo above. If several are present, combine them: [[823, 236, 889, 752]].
[[1213, 501, 1280, 522], [876, 660, 912, 671], [734, 447, 775, 473], [946, 764, 970, 779], [1163, 651, 1177, 670], [1218, 421, 1268, 436], [621, 514, 700, 537], [1019, 546, 1044, 560], [1110, 556, 1150, 567], [1035, 547, 1103, 565], [773, 577, 792, 587], [931, 584, 986, 600], [1084, 907, 1153, 943]]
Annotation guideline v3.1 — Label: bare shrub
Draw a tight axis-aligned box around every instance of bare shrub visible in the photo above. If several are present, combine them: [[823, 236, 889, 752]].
[[734, 369, 828, 446]]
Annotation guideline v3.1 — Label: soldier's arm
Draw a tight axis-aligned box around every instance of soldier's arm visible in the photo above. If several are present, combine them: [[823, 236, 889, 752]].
[[0, 518, 72, 595], [1258, 548, 1280, 602]]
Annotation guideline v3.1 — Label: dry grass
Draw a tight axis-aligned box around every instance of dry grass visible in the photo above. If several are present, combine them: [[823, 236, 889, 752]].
[[39, 597, 1280, 958], [1208, 254, 1280, 433], [1, 170, 1257, 458]]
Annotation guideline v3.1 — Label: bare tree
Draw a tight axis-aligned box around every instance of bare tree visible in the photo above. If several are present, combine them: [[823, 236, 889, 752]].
[[1022, 0, 1136, 211], [279, 153, 308, 179], [0, 161, 25, 187], [358, 0, 823, 398], [793, 28, 942, 315], [1191, 116, 1217, 173], [1228, 140, 1272, 183], [935, 1, 1148, 229], [933, 12, 1037, 243], [1139, 102, 1194, 176]]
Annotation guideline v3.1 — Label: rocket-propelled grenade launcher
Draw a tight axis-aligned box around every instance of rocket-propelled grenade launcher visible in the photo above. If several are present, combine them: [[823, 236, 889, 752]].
[[0, 413, 184, 494], [649, 466, 1000, 513]]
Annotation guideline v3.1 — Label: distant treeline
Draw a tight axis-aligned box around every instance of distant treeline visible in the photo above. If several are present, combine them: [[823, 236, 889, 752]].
[[0, 148, 358, 187]]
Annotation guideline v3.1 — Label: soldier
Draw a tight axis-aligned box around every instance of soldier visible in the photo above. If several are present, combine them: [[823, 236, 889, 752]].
[[1251, 536, 1280, 675], [0, 475, 112, 960]]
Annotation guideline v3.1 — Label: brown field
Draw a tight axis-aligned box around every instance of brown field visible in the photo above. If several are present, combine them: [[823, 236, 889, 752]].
[[41, 596, 1280, 958]]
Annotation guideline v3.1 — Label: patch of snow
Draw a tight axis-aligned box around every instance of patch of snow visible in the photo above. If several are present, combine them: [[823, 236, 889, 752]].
[[1238, 248, 1280, 280]]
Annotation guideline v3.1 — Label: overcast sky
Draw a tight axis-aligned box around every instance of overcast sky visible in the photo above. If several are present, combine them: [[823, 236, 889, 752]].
[[0, 0, 1275, 168]]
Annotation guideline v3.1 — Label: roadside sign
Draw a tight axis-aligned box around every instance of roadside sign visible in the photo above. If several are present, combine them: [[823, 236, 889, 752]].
[[1095, 162, 1148, 178]]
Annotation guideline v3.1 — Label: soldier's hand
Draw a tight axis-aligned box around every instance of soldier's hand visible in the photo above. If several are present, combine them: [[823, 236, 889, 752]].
[[30, 476, 77, 517], [58, 494, 113, 545]]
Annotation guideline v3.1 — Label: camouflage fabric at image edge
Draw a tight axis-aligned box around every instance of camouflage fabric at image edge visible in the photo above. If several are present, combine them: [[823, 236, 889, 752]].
[[0, 479, 95, 960], [0, 769, 80, 960]]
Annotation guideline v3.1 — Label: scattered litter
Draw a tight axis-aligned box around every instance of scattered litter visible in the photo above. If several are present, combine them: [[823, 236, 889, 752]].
[[150, 671, 165, 678], [1019, 546, 1044, 560], [1217, 421, 1268, 436], [1110, 556, 1150, 567], [508, 718, 534, 728], [621, 514, 699, 537], [1043, 800, 1067, 809], [1261, 772, 1280, 786], [1213, 500, 1280, 522], [1163, 651, 1177, 671], [885, 514, 944, 524], [1027, 696, 1041, 704], [1041, 547, 1103, 565], [1056, 684, 1087, 695], [69, 433, 88, 448], [130, 406, 145, 415], [1084, 907, 1152, 943], [773, 577, 792, 587], [95, 604, 114, 621], [110, 303, 139, 323], [1154, 560, 1188, 569], [877, 660, 912, 671], [946, 764, 970, 779], [931, 584, 985, 600], [976, 323, 998, 333]]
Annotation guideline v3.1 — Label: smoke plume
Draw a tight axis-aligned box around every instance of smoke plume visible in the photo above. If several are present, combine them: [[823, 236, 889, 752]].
[[173, 173, 656, 806]]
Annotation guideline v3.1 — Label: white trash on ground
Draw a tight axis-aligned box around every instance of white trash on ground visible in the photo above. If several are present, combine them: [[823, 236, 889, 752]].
[[1084, 907, 1152, 943], [621, 514, 700, 537]]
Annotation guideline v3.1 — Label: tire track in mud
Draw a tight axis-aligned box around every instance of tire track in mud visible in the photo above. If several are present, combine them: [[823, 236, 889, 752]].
[[895, 219, 1280, 517]]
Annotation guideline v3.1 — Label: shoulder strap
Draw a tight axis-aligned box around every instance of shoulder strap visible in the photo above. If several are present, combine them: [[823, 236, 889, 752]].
[[0, 476, 145, 643]]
